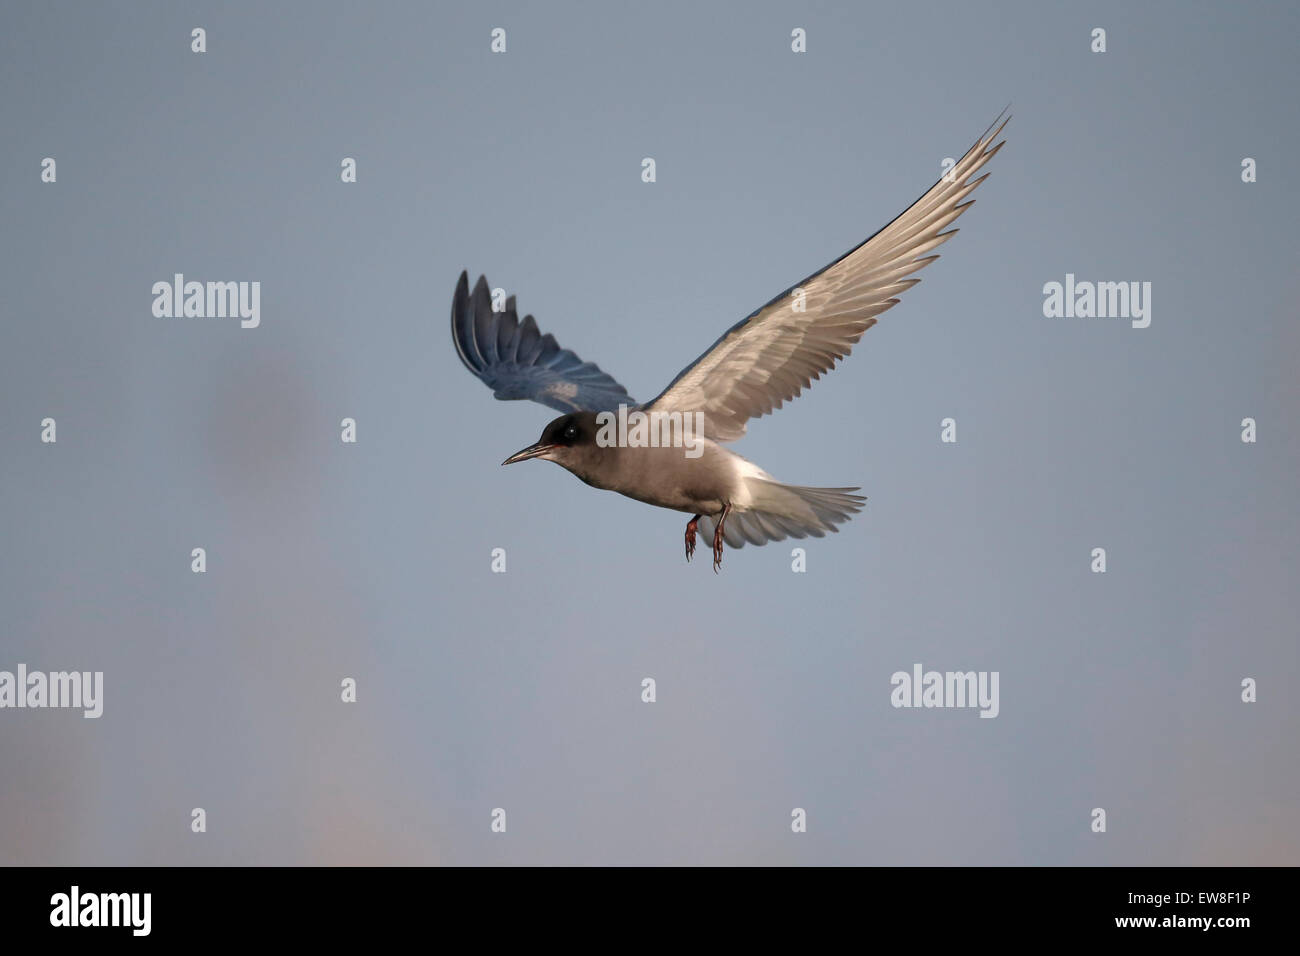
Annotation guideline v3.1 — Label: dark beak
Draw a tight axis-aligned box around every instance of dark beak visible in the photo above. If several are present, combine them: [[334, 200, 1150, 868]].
[[501, 442, 557, 466]]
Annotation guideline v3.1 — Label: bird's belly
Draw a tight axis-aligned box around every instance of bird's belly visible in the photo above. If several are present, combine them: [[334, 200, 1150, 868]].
[[613, 482, 724, 515], [580, 443, 730, 515]]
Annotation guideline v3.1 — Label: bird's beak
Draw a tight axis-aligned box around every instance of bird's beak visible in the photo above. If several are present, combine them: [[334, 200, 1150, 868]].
[[501, 442, 558, 466]]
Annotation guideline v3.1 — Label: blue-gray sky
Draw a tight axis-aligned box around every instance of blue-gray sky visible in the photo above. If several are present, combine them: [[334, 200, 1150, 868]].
[[1, 0, 1297, 864]]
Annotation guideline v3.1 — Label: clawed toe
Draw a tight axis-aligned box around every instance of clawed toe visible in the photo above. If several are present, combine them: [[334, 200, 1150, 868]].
[[684, 515, 700, 562], [711, 503, 731, 573]]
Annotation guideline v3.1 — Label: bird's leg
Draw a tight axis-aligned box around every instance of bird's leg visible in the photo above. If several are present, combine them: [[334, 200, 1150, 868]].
[[684, 514, 701, 562], [712, 503, 732, 573]]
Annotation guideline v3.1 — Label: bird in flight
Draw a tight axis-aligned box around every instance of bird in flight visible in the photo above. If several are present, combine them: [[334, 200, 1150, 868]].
[[453, 113, 1008, 571]]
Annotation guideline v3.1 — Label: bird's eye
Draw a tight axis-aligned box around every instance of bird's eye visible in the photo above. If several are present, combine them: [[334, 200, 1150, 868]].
[[563, 424, 578, 441]]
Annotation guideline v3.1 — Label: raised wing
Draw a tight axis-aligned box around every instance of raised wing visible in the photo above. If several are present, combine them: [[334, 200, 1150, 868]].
[[645, 113, 1009, 441], [452, 271, 636, 413]]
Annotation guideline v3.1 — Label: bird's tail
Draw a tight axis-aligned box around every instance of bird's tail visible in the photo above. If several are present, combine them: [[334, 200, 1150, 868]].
[[697, 479, 866, 549]]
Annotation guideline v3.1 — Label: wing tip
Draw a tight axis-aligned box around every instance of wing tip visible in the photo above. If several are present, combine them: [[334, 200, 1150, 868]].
[[980, 105, 1012, 146], [451, 269, 486, 374]]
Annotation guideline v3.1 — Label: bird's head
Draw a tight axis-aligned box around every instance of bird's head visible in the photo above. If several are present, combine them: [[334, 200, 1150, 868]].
[[501, 412, 601, 470]]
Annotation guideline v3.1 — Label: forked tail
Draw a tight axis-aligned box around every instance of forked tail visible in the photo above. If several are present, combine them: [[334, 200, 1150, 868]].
[[697, 479, 866, 549]]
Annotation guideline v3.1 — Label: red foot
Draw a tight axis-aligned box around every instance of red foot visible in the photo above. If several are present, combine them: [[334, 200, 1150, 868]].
[[711, 504, 731, 573], [684, 515, 700, 562]]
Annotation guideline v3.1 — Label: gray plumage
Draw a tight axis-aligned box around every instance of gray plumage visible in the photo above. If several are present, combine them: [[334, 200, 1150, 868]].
[[453, 112, 1009, 568]]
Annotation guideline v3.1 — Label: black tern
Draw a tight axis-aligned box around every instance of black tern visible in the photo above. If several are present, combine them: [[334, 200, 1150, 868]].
[[454, 113, 1008, 570]]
